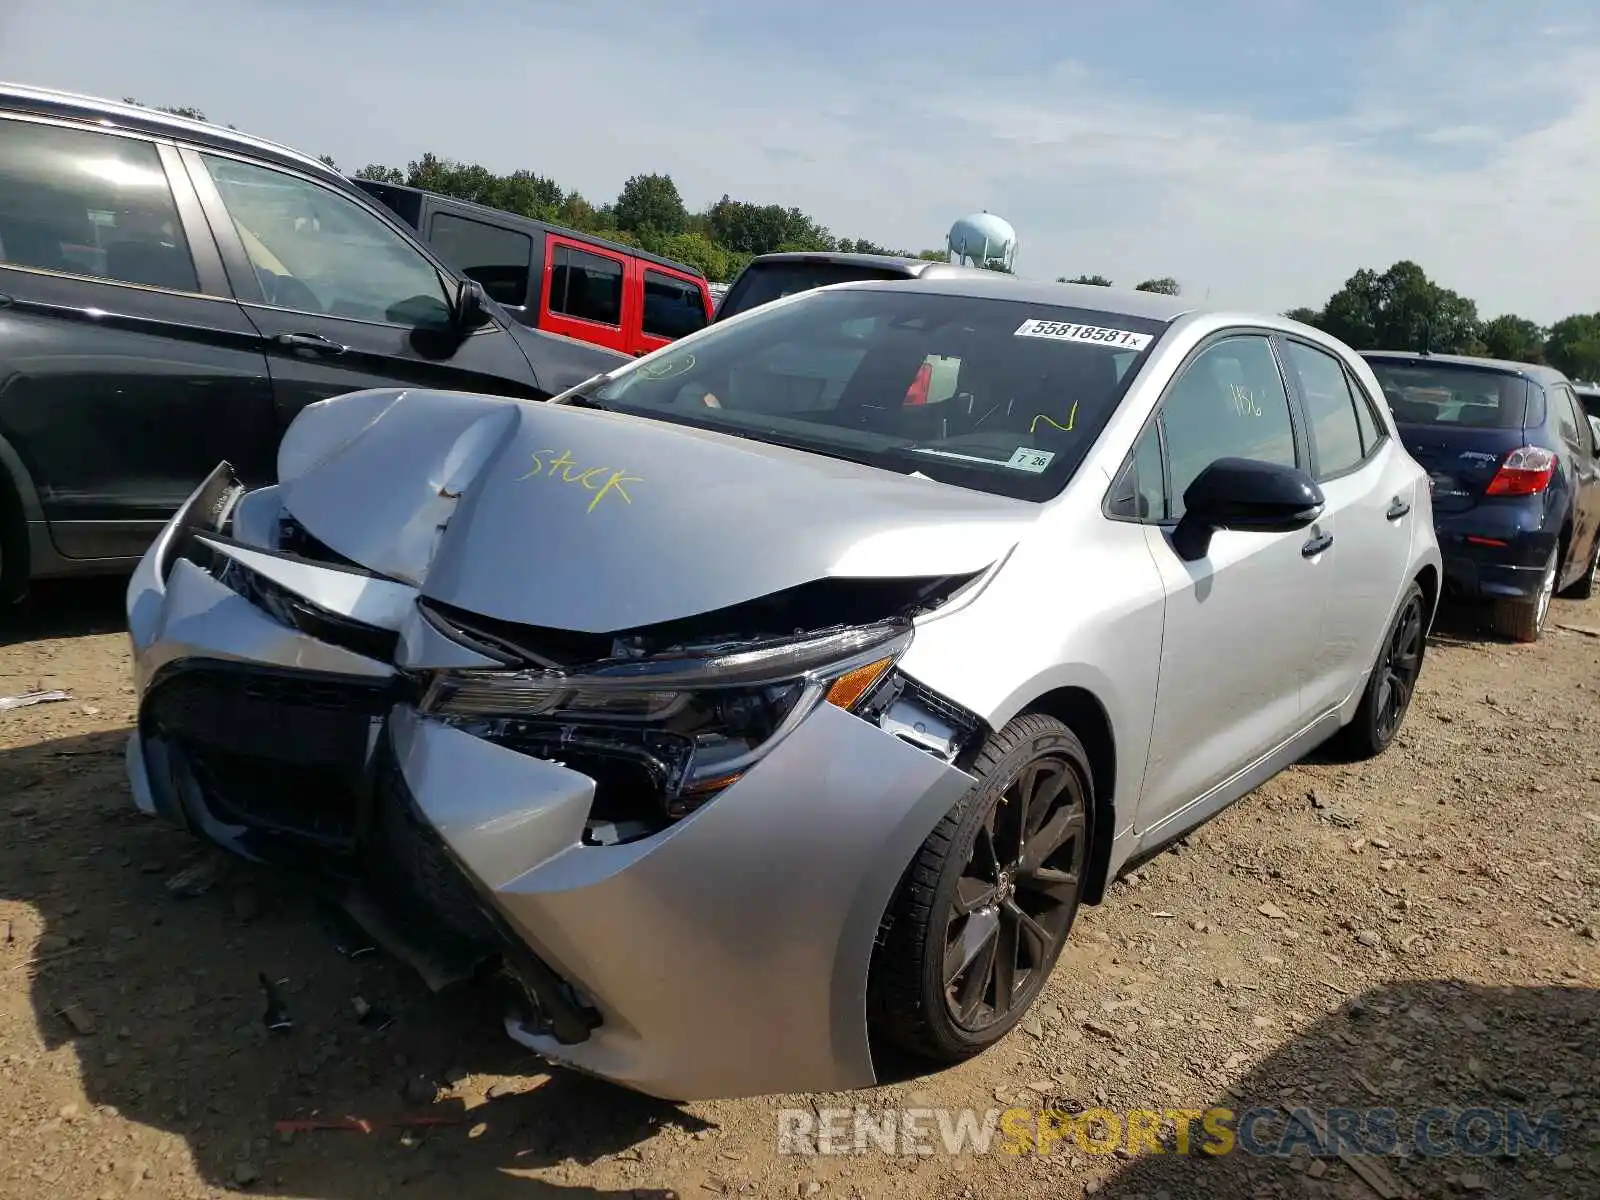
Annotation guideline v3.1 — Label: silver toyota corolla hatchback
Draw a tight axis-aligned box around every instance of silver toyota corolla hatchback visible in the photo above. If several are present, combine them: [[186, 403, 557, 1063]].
[[125, 274, 1442, 1101]]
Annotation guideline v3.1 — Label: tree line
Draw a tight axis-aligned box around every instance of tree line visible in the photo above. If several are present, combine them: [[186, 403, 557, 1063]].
[[125, 102, 1600, 377], [351, 154, 951, 285], [1284, 260, 1600, 382]]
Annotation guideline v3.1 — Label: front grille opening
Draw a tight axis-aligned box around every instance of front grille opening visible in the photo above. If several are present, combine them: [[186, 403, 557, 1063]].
[[145, 664, 393, 848], [188, 746, 363, 846]]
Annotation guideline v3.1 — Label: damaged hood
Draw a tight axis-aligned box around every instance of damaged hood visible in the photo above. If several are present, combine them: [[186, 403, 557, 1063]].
[[274, 388, 1037, 633]]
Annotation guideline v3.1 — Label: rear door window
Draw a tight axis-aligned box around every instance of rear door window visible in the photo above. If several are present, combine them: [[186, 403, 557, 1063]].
[[429, 212, 531, 307], [642, 269, 708, 338], [0, 117, 198, 292], [548, 243, 623, 326], [1284, 340, 1365, 478], [1553, 384, 1591, 456]]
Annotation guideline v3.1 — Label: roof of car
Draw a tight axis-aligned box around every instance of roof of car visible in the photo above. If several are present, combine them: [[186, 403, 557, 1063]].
[[350, 180, 706, 278], [1360, 350, 1571, 386], [840, 271, 1197, 321], [743, 251, 974, 276], [1573, 381, 1600, 395], [0, 81, 344, 185]]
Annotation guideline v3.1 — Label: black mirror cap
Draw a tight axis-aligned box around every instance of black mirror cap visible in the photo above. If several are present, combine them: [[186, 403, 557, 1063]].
[[454, 279, 494, 331], [1172, 457, 1324, 561]]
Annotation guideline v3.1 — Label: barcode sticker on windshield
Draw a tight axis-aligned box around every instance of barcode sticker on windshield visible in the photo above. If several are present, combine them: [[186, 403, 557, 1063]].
[[1015, 319, 1152, 350], [1007, 447, 1055, 473]]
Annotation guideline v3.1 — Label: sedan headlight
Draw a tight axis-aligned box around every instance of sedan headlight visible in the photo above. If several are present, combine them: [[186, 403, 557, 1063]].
[[418, 621, 912, 819]]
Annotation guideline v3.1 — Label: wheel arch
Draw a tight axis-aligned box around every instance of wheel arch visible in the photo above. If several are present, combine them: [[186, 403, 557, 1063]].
[[1413, 561, 1440, 632], [1018, 685, 1119, 906], [0, 428, 45, 600]]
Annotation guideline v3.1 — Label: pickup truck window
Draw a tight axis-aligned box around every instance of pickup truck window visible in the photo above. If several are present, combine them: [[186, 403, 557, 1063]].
[[430, 212, 531, 307], [549, 244, 623, 327], [643, 269, 708, 339]]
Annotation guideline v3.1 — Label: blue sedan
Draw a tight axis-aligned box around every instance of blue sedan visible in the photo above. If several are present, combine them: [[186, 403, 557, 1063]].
[[1364, 352, 1600, 641]]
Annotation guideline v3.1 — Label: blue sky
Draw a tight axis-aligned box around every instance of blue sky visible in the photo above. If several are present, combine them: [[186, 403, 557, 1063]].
[[3, 0, 1599, 322]]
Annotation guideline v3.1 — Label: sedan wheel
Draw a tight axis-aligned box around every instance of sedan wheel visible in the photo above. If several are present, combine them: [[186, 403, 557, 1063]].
[[1335, 580, 1427, 760], [1490, 547, 1556, 643], [869, 714, 1092, 1062]]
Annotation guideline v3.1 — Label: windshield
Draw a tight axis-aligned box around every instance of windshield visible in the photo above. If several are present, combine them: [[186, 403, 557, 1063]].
[[1365, 359, 1530, 430], [577, 287, 1168, 501], [716, 261, 915, 321]]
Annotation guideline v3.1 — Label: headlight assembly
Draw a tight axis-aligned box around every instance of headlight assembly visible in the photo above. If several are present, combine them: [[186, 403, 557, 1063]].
[[417, 620, 912, 820]]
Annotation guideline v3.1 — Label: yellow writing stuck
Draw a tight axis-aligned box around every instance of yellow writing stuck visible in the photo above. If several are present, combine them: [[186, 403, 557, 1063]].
[[1030, 401, 1079, 435], [517, 449, 642, 514]]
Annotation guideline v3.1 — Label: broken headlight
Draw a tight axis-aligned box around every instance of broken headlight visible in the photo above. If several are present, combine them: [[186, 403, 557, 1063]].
[[418, 621, 911, 821]]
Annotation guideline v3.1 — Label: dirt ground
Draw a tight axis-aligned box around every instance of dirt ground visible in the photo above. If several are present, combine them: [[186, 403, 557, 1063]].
[[1, 577, 1597, 1200]]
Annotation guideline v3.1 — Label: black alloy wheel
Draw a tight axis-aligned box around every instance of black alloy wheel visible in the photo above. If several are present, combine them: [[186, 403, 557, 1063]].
[[1372, 588, 1425, 746], [1335, 579, 1428, 760], [868, 713, 1093, 1062], [943, 754, 1087, 1032]]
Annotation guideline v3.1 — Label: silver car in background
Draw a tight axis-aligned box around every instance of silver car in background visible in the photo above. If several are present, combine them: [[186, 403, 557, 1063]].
[[124, 275, 1441, 1101]]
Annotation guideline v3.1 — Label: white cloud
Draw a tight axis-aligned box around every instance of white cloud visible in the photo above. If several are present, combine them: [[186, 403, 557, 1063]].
[[3, 0, 1598, 323]]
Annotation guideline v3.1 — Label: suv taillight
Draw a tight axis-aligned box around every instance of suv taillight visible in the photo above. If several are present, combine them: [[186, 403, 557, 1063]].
[[1485, 446, 1557, 496]]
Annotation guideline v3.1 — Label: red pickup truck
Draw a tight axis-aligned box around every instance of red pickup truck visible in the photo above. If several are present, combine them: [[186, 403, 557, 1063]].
[[353, 179, 713, 358]]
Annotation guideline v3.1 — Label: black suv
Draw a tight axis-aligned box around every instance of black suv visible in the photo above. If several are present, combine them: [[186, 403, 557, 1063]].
[[0, 83, 627, 599]]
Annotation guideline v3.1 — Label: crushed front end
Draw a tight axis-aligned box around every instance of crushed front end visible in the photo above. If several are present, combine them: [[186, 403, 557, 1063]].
[[125, 462, 989, 1100]]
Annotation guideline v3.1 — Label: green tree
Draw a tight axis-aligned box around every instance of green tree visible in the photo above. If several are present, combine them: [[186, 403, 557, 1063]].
[[317, 154, 339, 171], [1135, 277, 1180, 295], [1060, 274, 1113, 286], [1544, 314, 1600, 381], [613, 173, 688, 237], [1479, 314, 1546, 363], [707, 195, 833, 255], [1284, 306, 1323, 326], [1316, 261, 1481, 353], [356, 164, 406, 184]]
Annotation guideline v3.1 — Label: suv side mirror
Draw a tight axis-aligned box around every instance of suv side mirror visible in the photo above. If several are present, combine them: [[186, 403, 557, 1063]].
[[453, 278, 493, 332], [1171, 457, 1324, 561]]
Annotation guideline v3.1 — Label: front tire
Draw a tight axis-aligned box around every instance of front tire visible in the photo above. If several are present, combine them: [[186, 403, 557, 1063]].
[[1335, 580, 1426, 760], [867, 713, 1093, 1064]]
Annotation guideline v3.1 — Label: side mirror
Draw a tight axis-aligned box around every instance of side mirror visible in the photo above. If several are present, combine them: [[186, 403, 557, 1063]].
[[1171, 457, 1324, 561], [453, 278, 493, 332]]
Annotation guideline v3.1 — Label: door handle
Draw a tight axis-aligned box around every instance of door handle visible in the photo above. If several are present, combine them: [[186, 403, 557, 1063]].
[[274, 332, 347, 355], [1302, 531, 1334, 558], [1386, 495, 1411, 520]]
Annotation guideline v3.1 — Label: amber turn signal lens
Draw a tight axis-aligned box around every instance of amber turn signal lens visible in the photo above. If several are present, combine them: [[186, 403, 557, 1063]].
[[824, 657, 895, 712]]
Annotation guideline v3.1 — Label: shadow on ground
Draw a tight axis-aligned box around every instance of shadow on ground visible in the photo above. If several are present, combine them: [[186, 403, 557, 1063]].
[[3, 727, 700, 1198], [2, 576, 129, 646], [1064, 978, 1598, 1199]]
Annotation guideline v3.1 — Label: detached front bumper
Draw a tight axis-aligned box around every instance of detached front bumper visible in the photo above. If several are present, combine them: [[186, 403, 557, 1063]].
[[125, 465, 975, 1100]]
